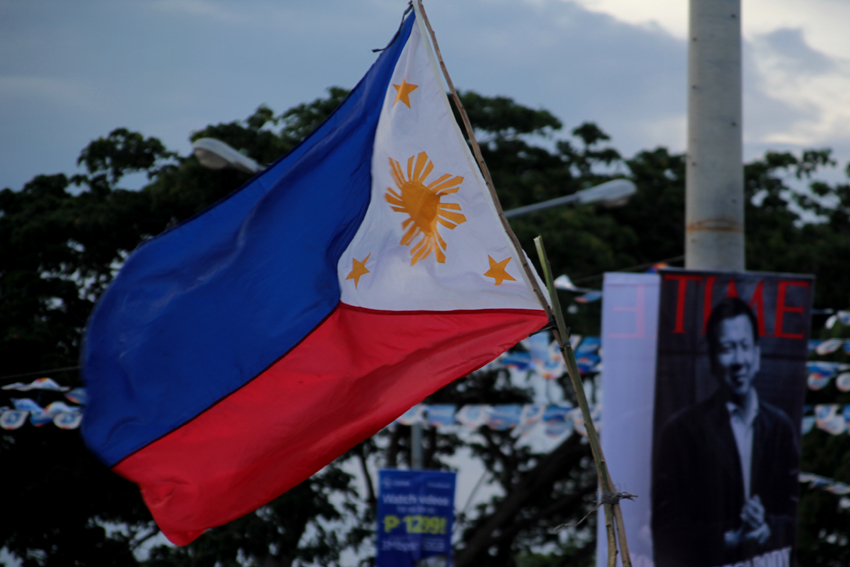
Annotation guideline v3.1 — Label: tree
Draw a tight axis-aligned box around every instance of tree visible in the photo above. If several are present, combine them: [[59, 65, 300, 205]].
[[2, 86, 849, 566]]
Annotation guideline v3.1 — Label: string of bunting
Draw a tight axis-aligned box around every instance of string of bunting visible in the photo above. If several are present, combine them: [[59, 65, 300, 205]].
[[394, 402, 601, 439], [551, 262, 680, 303], [824, 311, 850, 329], [806, 341, 850, 392], [5, 379, 846, 510], [799, 472, 850, 510], [8, 320, 843, 438], [7, 329, 850, 433], [2, 388, 848, 510], [500, 333, 601, 378], [806, 404, 850, 436], [7, 394, 850, 439], [1, 378, 86, 430]]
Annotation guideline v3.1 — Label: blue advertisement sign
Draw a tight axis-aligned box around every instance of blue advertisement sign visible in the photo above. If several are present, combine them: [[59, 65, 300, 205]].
[[376, 469, 456, 567]]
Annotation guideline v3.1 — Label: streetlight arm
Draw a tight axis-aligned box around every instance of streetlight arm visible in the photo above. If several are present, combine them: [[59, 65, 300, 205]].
[[504, 193, 581, 219], [575, 179, 636, 206], [503, 179, 636, 219], [192, 138, 262, 174]]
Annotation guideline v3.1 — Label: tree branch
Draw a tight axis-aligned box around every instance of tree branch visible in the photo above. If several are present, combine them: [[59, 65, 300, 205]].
[[455, 434, 590, 567], [356, 444, 377, 509]]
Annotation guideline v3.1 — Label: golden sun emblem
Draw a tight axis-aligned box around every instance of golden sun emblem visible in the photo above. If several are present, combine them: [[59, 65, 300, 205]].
[[385, 151, 467, 265]]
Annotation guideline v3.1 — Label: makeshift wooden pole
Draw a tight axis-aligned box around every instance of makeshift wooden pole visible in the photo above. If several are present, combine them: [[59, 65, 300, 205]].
[[415, 2, 632, 562], [534, 236, 632, 567]]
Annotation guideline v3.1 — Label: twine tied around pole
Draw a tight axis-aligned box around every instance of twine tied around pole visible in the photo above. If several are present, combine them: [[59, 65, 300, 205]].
[[534, 235, 634, 567], [551, 491, 638, 532]]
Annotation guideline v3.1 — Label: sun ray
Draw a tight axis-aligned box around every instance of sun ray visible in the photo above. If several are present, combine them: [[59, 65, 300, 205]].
[[389, 159, 405, 189], [401, 223, 419, 246], [411, 242, 430, 265], [385, 189, 403, 207], [407, 155, 415, 182], [435, 187, 461, 197], [385, 152, 466, 265], [438, 211, 466, 225], [412, 238, 427, 255], [436, 230, 447, 251], [419, 159, 434, 182], [413, 152, 429, 181], [437, 217, 458, 229], [435, 233, 447, 262], [426, 173, 453, 190], [429, 175, 464, 194]]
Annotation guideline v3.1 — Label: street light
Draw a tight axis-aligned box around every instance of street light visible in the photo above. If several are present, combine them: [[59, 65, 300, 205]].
[[192, 138, 262, 174], [503, 179, 637, 219]]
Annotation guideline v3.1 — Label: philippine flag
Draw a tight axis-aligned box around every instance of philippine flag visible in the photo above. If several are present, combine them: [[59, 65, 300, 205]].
[[82, 5, 549, 545]]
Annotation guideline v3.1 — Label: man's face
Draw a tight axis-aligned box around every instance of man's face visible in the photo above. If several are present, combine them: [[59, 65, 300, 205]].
[[715, 314, 760, 400]]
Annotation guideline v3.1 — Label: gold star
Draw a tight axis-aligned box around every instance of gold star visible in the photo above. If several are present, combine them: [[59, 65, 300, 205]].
[[484, 255, 516, 286], [392, 79, 419, 108], [346, 254, 371, 288]]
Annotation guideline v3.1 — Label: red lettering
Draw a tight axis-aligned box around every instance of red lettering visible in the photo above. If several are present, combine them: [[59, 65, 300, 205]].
[[702, 276, 717, 333], [747, 280, 767, 337], [609, 285, 646, 338], [665, 274, 702, 333], [726, 279, 739, 298], [774, 280, 809, 339]]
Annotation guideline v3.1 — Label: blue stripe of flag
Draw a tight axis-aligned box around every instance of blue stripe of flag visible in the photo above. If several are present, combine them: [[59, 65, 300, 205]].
[[82, 14, 416, 466]]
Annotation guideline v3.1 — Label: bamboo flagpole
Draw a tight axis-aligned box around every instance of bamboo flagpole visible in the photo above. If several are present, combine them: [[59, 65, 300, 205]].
[[414, 1, 633, 564], [535, 236, 633, 567]]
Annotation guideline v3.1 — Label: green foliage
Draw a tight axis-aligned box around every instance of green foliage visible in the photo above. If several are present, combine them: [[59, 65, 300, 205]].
[[460, 91, 562, 140], [77, 128, 179, 185], [798, 317, 850, 566], [2, 85, 850, 567]]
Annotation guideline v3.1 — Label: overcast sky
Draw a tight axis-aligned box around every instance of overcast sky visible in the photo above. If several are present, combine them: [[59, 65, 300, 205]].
[[2, 0, 849, 191]]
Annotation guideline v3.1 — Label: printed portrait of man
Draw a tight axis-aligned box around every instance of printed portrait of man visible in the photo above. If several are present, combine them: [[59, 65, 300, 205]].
[[652, 297, 800, 567]]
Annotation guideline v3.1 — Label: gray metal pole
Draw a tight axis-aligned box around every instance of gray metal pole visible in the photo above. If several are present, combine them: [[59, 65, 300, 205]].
[[411, 422, 423, 469], [503, 179, 637, 219], [685, 0, 745, 271]]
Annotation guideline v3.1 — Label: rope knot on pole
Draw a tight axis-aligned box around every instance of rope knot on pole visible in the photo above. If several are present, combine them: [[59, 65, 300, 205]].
[[551, 491, 638, 532]]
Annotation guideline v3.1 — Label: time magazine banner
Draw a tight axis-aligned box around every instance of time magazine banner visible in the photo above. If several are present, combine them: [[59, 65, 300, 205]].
[[652, 270, 813, 567]]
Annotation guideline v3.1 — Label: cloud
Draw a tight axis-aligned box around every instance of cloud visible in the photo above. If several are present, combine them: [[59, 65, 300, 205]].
[[427, 0, 687, 154], [568, 0, 687, 39], [758, 28, 836, 76], [569, 0, 850, 61], [567, 0, 850, 162], [148, 0, 401, 38], [0, 76, 97, 110], [2, 0, 849, 193], [149, 0, 246, 24], [746, 28, 850, 149]]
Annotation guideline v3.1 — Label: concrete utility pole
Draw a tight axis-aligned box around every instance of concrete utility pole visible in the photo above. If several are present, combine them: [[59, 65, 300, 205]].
[[685, 0, 745, 271]]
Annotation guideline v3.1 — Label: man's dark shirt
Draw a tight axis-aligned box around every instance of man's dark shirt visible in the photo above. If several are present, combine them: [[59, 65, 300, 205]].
[[652, 392, 800, 567]]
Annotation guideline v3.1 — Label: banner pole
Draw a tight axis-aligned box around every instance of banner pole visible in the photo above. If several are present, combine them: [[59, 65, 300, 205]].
[[534, 235, 633, 567]]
